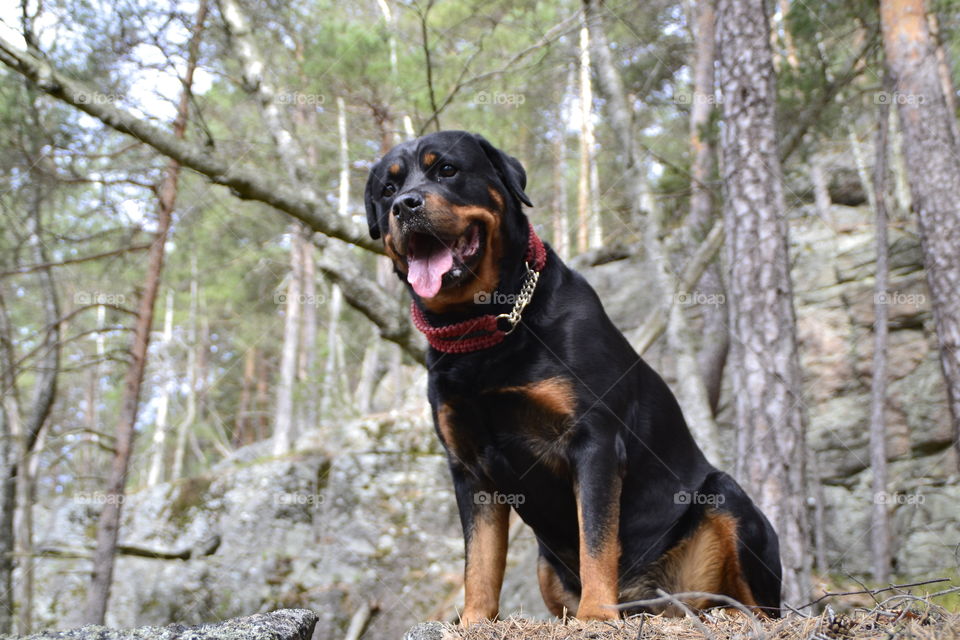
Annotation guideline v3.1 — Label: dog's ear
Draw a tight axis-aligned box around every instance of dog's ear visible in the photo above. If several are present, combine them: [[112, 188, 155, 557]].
[[364, 169, 382, 240], [473, 134, 533, 208]]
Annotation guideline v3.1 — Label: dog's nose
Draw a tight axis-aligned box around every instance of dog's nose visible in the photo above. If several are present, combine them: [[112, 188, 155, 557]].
[[395, 193, 423, 219]]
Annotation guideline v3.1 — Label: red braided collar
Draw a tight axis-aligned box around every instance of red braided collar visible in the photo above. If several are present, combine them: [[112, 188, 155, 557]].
[[410, 224, 547, 354]]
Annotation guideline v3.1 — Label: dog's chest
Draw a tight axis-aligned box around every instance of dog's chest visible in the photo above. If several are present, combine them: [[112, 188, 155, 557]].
[[438, 375, 579, 477]]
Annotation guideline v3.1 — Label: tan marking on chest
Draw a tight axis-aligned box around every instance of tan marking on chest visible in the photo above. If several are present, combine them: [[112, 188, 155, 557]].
[[499, 377, 577, 419], [488, 377, 577, 472]]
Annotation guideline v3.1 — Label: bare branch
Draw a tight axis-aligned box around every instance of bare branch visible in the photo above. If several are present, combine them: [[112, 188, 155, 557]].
[[0, 244, 152, 278], [779, 25, 879, 163], [0, 33, 380, 254], [314, 240, 425, 366], [630, 220, 724, 354]]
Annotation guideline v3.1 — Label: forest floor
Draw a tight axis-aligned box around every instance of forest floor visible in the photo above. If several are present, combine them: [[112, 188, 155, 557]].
[[444, 607, 960, 640]]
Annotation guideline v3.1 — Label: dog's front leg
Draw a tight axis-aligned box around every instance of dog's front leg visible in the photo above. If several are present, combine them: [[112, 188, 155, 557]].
[[571, 434, 623, 620], [450, 466, 510, 626]]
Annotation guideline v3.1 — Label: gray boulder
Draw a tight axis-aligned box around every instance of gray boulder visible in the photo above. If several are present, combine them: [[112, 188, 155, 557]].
[[2, 610, 317, 640]]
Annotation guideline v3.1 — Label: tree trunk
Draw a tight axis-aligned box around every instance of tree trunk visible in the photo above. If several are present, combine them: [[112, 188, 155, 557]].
[[869, 79, 893, 585], [0, 410, 13, 635], [688, 0, 717, 239], [810, 150, 832, 223], [354, 339, 380, 415], [577, 19, 599, 253], [236, 347, 256, 446], [255, 351, 270, 442], [552, 67, 572, 259], [292, 91, 321, 435], [849, 129, 877, 214], [0, 289, 20, 634], [716, 0, 811, 605], [685, 0, 728, 415], [171, 263, 199, 480], [84, 1, 206, 622], [320, 284, 344, 418], [15, 427, 43, 634], [808, 449, 829, 574], [880, 0, 960, 468], [146, 289, 174, 486], [273, 225, 304, 455], [926, 9, 959, 143], [777, 0, 799, 70], [889, 107, 912, 216], [83, 305, 107, 489], [318, 97, 353, 419], [196, 311, 210, 430], [297, 227, 317, 433]]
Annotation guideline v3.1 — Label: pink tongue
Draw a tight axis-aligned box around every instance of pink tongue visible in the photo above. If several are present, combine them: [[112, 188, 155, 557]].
[[407, 247, 454, 298]]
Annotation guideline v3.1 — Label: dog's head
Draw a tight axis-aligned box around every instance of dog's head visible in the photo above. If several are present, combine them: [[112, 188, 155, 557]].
[[364, 131, 532, 313]]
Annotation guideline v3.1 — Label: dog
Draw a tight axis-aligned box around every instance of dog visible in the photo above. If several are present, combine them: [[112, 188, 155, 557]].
[[364, 131, 782, 624]]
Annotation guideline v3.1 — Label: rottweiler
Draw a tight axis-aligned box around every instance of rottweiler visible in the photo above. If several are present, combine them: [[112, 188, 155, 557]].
[[364, 131, 782, 624]]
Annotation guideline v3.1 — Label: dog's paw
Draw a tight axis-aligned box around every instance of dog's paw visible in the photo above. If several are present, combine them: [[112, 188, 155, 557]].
[[575, 602, 619, 621]]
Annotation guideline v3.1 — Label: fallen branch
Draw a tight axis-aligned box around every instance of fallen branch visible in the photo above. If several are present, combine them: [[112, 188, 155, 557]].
[[342, 602, 380, 640], [35, 534, 221, 561]]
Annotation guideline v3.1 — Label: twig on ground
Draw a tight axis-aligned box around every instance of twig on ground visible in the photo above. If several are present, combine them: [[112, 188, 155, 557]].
[[650, 590, 715, 640], [615, 589, 765, 639], [797, 577, 951, 610]]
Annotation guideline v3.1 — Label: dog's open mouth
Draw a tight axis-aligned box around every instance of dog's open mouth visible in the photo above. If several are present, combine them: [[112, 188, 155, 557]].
[[406, 223, 482, 298]]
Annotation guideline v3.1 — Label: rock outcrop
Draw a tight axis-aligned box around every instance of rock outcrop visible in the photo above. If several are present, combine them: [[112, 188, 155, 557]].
[[3, 610, 317, 640]]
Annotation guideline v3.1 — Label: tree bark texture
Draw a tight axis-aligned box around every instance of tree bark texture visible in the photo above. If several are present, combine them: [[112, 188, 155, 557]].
[[716, 0, 812, 605], [880, 0, 960, 468]]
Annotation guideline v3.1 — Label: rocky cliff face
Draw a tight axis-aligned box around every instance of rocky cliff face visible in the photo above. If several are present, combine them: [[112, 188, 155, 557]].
[[26, 202, 958, 636], [587, 204, 958, 578], [790, 214, 958, 579]]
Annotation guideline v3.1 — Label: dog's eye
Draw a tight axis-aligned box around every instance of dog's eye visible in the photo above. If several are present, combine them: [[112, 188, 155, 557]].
[[438, 163, 458, 178], [382, 183, 397, 198]]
